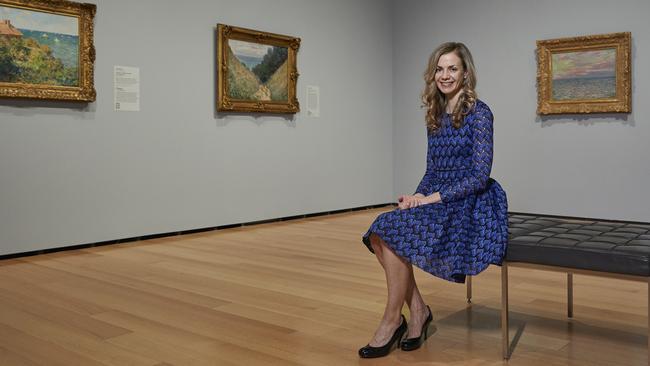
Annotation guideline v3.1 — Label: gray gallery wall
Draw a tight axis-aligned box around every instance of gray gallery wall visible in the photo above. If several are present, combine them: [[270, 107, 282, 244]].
[[3, 0, 650, 257], [392, 0, 650, 222], [0, 0, 394, 255]]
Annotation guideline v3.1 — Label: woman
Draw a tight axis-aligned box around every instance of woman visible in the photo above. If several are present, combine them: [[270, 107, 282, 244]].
[[358, 42, 508, 358]]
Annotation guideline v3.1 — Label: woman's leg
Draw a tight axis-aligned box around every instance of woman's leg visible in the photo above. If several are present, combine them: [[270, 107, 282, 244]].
[[369, 233, 386, 269], [367, 234, 411, 346], [404, 266, 430, 338], [370, 234, 430, 339]]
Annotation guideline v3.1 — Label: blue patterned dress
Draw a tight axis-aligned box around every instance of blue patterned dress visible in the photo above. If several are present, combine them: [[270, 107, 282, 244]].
[[363, 100, 508, 283]]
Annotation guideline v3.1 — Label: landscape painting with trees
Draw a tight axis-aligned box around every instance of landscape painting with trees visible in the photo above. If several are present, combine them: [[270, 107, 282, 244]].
[[0, 5, 79, 86], [217, 24, 300, 114], [228, 39, 288, 102]]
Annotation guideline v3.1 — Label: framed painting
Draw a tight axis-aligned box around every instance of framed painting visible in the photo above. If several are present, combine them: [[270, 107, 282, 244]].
[[536, 32, 631, 115], [0, 0, 95, 102], [217, 24, 300, 114]]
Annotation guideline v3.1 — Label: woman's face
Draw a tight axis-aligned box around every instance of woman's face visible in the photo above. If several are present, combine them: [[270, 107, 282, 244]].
[[434, 52, 466, 98]]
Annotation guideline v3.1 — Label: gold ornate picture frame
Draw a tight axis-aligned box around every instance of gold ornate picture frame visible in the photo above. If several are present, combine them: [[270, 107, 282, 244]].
[[0, 0, 96, 102], [536, 32, 631, 115], [217, 24, 300, 114]]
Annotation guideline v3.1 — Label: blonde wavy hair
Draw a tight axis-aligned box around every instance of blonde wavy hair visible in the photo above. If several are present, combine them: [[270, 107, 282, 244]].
[[422, 42, 477, 131]]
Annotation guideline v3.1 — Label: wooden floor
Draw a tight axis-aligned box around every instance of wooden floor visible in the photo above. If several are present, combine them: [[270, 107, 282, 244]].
[[0, 207, 648, 366]]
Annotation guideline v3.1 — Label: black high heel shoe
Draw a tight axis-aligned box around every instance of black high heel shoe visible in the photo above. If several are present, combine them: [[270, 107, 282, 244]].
[[358, 315, 407, 358], [400, 305, 433, 351]]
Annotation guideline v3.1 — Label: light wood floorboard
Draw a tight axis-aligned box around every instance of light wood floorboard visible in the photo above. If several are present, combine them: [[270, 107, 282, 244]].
[[0, 207, 647, 365]]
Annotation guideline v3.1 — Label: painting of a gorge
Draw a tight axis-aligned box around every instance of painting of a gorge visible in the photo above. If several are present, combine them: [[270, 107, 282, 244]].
[[551, 49, 616, 101], [227, 39, 288, 101], [217, 24, 300, 113], [0, 5, 79, 86]]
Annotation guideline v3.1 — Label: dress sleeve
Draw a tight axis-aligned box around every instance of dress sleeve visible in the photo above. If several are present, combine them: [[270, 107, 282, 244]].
[[415, 131, 434, 196], [439, 104, 494, 203]]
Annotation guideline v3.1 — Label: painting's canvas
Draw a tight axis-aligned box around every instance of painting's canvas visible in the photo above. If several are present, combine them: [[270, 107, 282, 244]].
[[552, 49, 616, 101], [0, 5, 79, 86], [227, 39, 288, 102]]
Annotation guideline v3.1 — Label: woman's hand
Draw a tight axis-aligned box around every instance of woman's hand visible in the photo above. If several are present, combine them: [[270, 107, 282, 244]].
[[398, 195, 424, 209], [397, 193, 442, 209]]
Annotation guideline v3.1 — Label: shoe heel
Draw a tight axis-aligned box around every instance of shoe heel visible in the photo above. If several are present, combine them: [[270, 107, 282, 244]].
[[358, 314, 407, 358], [392, 338, 400, 351], [395, 321, 408, 350]]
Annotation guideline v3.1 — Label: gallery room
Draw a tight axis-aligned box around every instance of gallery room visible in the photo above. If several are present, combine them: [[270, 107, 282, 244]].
[[1, 0, 649, 365]]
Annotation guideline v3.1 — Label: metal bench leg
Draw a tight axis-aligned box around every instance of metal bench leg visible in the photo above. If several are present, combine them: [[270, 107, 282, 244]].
[[502, 262, 510, 359], [567, 273, 573, 318], [466, 275, 472, 303]]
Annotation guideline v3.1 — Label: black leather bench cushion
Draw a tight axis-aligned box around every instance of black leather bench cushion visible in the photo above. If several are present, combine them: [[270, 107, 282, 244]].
[[507, 214, 650, 276]]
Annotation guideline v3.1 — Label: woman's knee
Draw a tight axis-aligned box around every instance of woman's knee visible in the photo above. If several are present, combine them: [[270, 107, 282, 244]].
[[369, 234, 385, 255]]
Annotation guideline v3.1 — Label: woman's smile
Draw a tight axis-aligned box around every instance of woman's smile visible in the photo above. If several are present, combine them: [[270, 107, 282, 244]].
[[434, 52, 464, 98]]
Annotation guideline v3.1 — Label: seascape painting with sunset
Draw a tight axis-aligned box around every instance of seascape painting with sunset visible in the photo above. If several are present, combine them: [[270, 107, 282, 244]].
[[551, 49, 616, 100]]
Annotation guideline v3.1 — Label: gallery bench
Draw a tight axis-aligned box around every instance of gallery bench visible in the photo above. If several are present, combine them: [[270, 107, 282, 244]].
[[467, 213, 650, 362]]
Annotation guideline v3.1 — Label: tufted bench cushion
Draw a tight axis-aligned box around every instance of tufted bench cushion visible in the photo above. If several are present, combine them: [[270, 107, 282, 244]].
[[507, 214, 650, 276]]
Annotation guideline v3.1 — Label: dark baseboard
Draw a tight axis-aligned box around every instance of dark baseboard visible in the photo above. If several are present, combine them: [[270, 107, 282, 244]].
[[0, 203, 395, 261]]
